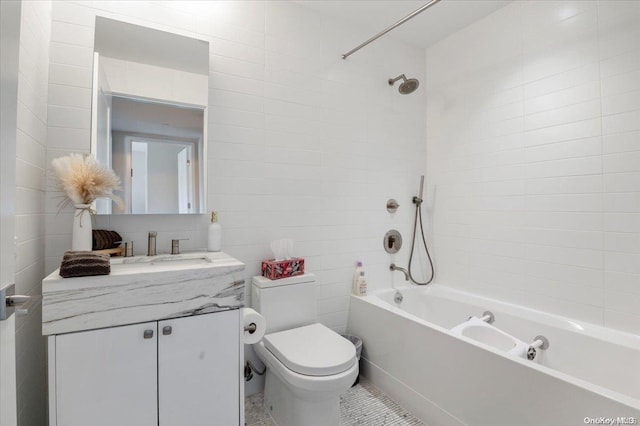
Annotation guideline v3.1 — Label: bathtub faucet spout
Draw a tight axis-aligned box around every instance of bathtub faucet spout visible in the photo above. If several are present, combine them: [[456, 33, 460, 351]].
[[390, 263, 410, 281]]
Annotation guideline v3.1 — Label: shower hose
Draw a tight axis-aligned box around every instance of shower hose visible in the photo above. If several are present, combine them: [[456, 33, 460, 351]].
[[407, 195, 435, 285]]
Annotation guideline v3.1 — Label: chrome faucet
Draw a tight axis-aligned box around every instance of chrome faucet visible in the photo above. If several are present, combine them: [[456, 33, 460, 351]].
[[171, 238, 188, 255], [390, 263, 410, 281], [147, 231, 157, 256]]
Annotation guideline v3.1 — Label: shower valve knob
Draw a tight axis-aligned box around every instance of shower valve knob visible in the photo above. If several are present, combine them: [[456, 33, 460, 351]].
[[386, 199, 399, 213], [384, 230, 402, 254]]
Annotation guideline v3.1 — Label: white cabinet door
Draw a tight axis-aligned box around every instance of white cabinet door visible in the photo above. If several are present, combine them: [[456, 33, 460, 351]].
[[55, 322, 158, 426], [158, 310, 240, 426]]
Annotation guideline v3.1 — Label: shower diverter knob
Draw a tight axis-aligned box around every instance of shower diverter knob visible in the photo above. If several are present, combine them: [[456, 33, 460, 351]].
[[383, 230, 402, 254]]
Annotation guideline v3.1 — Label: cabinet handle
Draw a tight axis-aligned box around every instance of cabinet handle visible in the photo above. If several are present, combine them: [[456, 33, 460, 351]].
[[162, 326, 172, 335], [143, 329, 154, 339]]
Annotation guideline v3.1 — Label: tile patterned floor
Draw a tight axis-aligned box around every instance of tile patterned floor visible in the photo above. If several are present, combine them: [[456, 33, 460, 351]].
[[245, 377, 424, 426]]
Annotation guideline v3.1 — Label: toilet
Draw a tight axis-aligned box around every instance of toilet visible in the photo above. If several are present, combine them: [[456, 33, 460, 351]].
[[251, 273, 358, 426]]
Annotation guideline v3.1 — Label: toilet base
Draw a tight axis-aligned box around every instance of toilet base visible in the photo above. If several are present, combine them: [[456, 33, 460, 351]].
[[263, 371, 341, 426]]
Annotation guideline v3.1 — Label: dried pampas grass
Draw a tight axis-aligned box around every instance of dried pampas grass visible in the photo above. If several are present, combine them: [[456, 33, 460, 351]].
[[51, 153, 123, 211]]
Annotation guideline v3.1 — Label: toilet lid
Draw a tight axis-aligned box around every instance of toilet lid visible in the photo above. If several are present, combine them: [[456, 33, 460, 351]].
[[263, 323, 356, 376]]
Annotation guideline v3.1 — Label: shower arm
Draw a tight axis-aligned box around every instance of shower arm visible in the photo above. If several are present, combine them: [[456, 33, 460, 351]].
[[389, 74, 408, 85], [341, 0, 443, 60]]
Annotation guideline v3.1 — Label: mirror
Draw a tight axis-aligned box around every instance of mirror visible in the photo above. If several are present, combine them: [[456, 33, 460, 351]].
[[91, 17, 209, 214]]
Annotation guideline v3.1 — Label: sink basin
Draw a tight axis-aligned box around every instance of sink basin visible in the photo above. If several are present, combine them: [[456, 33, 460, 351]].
[[114, 252, 212, 265], [109, 252, 224, 274], [111, 257, 210, 273]]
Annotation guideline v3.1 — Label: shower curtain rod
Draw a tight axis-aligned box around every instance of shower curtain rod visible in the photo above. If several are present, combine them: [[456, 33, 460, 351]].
[[341, 0, 443, 60]]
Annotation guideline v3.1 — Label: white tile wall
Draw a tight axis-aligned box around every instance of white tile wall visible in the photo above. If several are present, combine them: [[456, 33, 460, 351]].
[[426, 1, 640, 334], [46, 2, 426, 337], [15, 1, 51, 425]]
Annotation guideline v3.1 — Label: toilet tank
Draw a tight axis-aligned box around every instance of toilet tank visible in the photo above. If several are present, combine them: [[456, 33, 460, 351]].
[[251, 274, 317, 334]]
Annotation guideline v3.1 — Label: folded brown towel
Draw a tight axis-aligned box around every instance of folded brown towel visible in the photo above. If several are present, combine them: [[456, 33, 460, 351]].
[[92, 230, 122, 250], [59, 251, 110, 278]]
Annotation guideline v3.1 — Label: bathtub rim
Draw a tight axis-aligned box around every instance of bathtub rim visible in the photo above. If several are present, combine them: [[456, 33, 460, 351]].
[[371, 283, 639, 349], [351, 284, 640, 410]]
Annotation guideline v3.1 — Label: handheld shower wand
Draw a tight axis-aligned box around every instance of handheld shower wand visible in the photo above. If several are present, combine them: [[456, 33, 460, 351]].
[[407, 175, 434, 285], [413, 175, 424, 206]]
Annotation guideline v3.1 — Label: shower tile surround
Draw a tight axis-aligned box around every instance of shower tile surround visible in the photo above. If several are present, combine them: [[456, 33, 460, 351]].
[[426, 1, 640, 333]]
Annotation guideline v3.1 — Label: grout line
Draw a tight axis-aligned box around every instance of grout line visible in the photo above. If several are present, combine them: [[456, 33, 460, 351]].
[[595, 0, 607, 328]]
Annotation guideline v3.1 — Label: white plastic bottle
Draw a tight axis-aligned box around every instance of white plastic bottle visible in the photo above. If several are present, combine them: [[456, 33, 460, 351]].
[[357, 271, 367, 296], [352, 261, 364, 295], [207, 211, 221, 252]]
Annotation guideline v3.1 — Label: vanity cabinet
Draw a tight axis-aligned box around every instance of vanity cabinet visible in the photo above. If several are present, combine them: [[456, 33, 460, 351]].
[[43, 251, 246, 425], [158, 311, 240, 426], [50, 309, 240, 426]]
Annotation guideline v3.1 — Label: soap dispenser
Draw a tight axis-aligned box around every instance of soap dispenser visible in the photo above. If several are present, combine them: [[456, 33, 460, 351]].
[[207, 211, 221, 252]]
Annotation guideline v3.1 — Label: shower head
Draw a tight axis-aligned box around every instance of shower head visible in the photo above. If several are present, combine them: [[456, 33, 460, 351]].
[[388, 74, 419, 94]]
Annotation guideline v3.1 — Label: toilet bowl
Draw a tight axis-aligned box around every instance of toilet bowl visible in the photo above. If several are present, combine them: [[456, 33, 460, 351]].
[[255, 324, 358, 426], [251, 274, 359, 426]]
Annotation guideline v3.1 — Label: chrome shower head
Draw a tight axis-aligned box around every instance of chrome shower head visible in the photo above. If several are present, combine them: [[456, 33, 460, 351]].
[[388, 74, 419, 94]]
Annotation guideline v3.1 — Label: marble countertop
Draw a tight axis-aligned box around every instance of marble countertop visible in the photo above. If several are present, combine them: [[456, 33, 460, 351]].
[[42, 251, 245, 335]]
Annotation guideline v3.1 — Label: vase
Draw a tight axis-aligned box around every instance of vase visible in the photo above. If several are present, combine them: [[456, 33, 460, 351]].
[[72, 203, 93, 251]]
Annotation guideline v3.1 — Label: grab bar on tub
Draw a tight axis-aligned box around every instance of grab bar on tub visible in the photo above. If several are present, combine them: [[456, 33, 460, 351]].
[[526, 335, 550, 361], [481, 311, 495, 324], [466, 311, 495, 324]]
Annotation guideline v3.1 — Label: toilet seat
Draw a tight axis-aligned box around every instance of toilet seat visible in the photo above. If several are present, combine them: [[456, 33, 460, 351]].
[[263, 323, 356, 376]]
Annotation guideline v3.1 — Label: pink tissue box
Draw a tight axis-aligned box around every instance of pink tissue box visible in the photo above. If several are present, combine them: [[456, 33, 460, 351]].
[[261, 258, 305, 280]]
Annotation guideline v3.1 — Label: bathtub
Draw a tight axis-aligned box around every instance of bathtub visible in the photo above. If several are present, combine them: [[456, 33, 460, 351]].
[[347, 284, 640, 425]]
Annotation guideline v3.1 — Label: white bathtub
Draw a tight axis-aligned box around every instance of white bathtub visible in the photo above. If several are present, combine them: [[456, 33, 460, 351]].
[[347, 284, 640, 425]]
